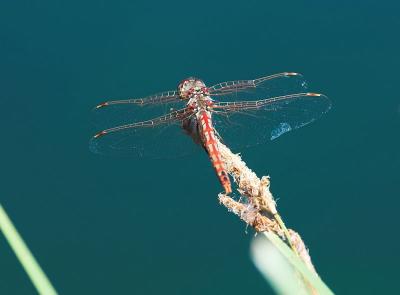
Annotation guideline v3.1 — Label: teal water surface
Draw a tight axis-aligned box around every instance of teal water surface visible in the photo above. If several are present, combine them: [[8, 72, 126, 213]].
[[1, 1, 399, 294]]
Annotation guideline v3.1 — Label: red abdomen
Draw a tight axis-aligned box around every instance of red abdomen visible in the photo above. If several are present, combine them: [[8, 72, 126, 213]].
[[198, 110, 232, 194]]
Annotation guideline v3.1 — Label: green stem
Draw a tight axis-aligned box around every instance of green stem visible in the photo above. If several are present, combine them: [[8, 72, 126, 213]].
[[273, 213, 298, 255], [0, 203, 58, 295]]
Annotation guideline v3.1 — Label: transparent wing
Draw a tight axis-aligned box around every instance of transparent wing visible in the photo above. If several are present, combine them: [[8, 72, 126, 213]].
[[89, 108, 200, 158], [208, 72, 308, 101], [211, 93, 331, 150], [92, 90, 185, 130], [96, 90, 180, 108]]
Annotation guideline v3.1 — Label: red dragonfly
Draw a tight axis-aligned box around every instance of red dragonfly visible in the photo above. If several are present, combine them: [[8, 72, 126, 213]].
[[90, 72, 331, 194]]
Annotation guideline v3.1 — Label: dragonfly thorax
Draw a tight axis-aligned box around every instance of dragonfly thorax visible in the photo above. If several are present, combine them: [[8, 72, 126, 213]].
[[177, 77, 209, 100]]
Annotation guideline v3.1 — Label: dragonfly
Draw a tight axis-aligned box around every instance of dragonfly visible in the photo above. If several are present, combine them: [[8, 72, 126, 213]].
[[90, 72, 331, 194]]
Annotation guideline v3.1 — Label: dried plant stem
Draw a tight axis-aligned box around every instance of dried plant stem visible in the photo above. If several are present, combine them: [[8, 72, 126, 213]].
[[216, 139, 315, 273]]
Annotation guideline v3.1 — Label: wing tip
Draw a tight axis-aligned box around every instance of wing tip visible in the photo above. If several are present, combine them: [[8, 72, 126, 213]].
[[95, 102, 109, 109], [93, 130, 107, 139], [284, 72, 301, 77], [306, 92, 322, 97]]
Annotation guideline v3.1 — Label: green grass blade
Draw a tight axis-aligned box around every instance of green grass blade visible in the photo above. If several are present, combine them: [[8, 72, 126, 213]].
[[0, 203, 58, 295], [251, 232, 334, 295]]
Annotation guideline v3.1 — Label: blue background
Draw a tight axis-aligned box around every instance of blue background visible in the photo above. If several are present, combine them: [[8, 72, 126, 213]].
[[1, 1, 399, 294]]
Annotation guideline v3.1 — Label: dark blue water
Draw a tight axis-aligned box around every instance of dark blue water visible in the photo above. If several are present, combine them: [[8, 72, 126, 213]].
[[1, 1, 399, 294]]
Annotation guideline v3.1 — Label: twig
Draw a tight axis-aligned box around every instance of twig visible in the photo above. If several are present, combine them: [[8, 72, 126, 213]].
[[216, 139, 316, 274]]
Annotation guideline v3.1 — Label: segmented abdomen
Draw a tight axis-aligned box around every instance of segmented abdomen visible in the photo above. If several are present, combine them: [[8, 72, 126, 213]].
[[198, 110, 232, 194]]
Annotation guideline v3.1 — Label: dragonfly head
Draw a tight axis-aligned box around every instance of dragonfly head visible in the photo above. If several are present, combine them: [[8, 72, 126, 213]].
[[178, 77, 208, 100]]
